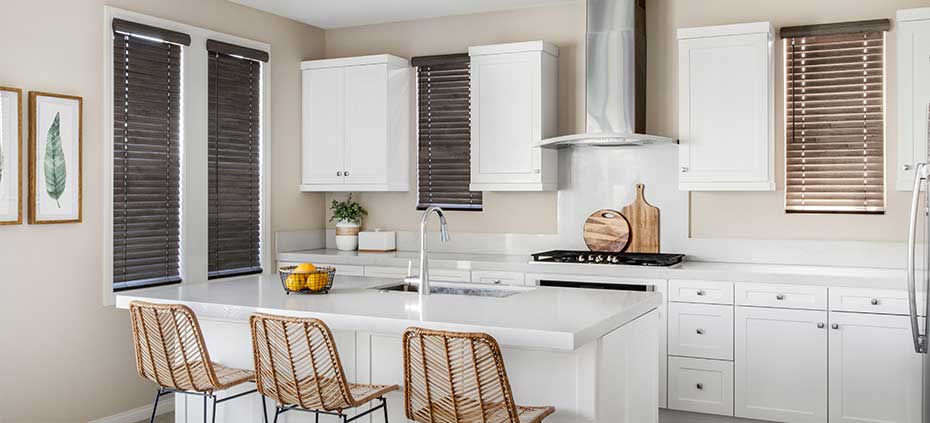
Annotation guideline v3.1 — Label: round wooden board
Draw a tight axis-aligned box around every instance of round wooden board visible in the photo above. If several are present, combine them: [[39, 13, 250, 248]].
[[583, 209, 632, 252]]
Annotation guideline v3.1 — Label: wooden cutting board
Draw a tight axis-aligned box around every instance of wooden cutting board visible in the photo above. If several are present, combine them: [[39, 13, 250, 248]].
[[621, 184, 660, 253], [583, 209, 632, 252]]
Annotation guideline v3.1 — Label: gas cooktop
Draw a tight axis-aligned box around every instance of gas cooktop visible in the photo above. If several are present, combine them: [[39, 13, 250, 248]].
[[531, 250, 685, 267]]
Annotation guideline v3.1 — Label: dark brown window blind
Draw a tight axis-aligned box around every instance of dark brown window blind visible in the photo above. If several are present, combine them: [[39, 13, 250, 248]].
[[207, 40, 265, 279], [112, 21, 187, 290], [413, 53, 482, 211], [782, 20, 890, 214]]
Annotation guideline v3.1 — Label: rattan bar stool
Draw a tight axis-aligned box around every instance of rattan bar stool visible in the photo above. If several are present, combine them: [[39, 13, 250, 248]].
[[129, 301, 258, 423], [250, 313, 399, 423], [402, 327, 556, 423]]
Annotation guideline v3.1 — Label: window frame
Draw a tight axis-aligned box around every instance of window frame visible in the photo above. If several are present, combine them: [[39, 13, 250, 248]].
[[102, 7, 271, 305]]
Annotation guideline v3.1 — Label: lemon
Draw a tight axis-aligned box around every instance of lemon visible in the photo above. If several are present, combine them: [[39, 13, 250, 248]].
[[285, 273, 305, 291], [307, 273, 328, 291], [295, 263, 317, 273]]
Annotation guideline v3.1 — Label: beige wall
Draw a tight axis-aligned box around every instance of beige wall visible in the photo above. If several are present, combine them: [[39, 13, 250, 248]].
[[323, 4, 586, 234], [0, 0, 324, 421], [325, 0, 929, 242]]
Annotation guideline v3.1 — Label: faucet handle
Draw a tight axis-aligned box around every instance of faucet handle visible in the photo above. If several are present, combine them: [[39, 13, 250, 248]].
[[407, 260, 414, 277]]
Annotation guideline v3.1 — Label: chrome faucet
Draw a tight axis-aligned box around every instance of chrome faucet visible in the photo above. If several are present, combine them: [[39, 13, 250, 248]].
[[406, 206, 450, 296]]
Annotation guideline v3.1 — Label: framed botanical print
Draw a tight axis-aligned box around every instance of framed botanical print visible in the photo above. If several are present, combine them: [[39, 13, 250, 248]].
[[28, 92, 82, 224], [0, 86, 22, 225]]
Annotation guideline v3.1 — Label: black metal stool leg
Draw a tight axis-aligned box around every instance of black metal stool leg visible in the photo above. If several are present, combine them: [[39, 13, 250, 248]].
[[273, 406, 281, 423], [381, 397, 389, 422], [149, 389, 164, 423], [261, 396, 269, 423], [211, 395, 218, 423], [203, 395, 208, 423]]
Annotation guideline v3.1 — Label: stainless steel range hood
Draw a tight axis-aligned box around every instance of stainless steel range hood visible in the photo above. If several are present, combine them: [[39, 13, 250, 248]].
[[538, 0, 676, 148]]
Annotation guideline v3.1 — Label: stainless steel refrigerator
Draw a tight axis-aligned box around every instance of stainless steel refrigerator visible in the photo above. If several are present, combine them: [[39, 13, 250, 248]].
[[905, 105, 930, 423]]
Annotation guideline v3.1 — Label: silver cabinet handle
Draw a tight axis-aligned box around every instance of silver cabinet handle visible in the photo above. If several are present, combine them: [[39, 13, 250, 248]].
[[344, 171, 349, 176], [696, 290, 706, 296], [493, 280, 502, 285], [904, 164, 913, 171], [907, 163, 929, 354], [817, 323, 825, 329], [776, 294, 786, 300], [696, 328, 705, 335], [337, 171, 343, 176], [680, 167, 689, 173], [832, 324, 840, 330], [696, 383, 704, 390], [532, 169, 541, 174], [871, 299, 880, 306]]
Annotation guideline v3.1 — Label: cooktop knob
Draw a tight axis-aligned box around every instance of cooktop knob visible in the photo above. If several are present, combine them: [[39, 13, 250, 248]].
[[595, 255, 604, 263], [577, 255, 585, 263]]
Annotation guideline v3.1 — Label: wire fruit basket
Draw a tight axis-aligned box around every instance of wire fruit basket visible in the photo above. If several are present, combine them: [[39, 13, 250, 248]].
[[278, 266, 336, 294]]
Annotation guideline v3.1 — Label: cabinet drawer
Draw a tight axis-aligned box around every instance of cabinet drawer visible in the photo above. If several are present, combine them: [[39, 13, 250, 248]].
[[830, 287, 927, 316], [430, 269, 471, 283], [321, 263, 364, 276], [669, 303, 734, 360], [669, 280, 734, 304], [668, 357, 734, 416], [735, 283, 827, 310], [471, 270, 525, 286]]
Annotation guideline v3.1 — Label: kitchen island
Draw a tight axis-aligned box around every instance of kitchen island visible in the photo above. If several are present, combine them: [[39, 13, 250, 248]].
[[116, 274, 662, 423]]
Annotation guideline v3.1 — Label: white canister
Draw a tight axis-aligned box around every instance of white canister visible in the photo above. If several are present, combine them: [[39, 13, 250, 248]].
[[358, 230, 396, 252], [335, 220, 360, 251]]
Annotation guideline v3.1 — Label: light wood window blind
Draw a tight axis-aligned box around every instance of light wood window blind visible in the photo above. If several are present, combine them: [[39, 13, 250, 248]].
[[112, 21, 188, 290], [782, 20, 890, 214], [412, 53, 482, 211], [207, 40, 266, 279]]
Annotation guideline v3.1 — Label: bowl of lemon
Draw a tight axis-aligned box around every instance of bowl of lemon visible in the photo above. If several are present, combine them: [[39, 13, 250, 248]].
[[278, 263, 336, 294]]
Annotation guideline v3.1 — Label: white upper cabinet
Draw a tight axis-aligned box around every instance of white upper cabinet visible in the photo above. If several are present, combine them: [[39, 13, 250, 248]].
[[678, 22, 775, 191], [469, 41, 558, 191], [897, 8, 930, 190], [300, 55, 411, 192]]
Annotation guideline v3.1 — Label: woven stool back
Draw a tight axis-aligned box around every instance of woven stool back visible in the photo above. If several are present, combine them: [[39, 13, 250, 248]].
[[402, 327, 520, 423], [129, 301, 221, 392], [250, 313, 355, 411]]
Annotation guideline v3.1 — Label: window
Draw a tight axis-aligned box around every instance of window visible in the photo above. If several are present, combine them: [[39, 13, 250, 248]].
[[782, 20, 890, 214], [112, 19, 188, 290], [412, 53, 482, 211], [207, 40, 267, 279]]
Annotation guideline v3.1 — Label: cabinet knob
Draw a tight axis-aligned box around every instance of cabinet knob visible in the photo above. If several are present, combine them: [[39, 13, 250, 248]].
[[832, 324, 840, 330], [696, 290, 706, 296], [696, 383, 704, 390], [337, 171, 343, 176], [344, 171, 349, 176], [696, 328, 705, 335], [817, 323, 825, 329], [776, 294, 786, 300], [871, 299, 880, 306], [680, 167, 689, 173], [493, 280, 502, 285], [904, 164, 913, 171], [533, 169, 541, 174]]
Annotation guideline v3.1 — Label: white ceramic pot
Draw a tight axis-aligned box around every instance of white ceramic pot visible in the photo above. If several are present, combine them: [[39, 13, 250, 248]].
[[335, 220, 360, 251]]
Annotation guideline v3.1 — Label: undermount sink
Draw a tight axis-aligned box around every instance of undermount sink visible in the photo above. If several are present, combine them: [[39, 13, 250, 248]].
[[373, 282, 527, 298]]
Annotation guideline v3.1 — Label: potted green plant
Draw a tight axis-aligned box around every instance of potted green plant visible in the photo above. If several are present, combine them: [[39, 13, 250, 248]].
[[330, 194, 368, 251]]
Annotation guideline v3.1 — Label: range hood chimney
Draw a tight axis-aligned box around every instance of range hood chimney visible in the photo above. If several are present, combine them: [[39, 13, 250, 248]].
[[538, 0, 676, 148]]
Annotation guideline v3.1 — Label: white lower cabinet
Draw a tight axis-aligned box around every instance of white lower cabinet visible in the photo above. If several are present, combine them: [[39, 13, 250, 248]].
[[828, 312, 924, 423], [470, 270, 526, 286], [668, 356, 734, 416], [735, 306, 828, 423]]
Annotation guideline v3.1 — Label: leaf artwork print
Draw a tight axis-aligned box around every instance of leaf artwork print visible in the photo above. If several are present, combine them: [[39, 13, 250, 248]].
[[43, 112, 66, 208]]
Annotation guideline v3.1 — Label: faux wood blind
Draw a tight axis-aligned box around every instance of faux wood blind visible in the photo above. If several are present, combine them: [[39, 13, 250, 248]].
[[413, 54, 482, 211], [207, 41, 265, 279], [112, 22, 187, 290], [783, 20, 890, 214]]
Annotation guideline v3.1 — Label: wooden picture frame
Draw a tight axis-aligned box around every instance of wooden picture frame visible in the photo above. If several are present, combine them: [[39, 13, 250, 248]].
[[0, 86, 22, 225], [28, 92, 82, 224]]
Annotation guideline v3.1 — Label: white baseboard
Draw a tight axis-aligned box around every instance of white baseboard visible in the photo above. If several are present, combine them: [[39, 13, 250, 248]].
[[88, 395, 173, 423]]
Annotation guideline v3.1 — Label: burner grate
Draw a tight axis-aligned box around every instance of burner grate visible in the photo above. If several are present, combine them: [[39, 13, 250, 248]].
[[531, 250, 685, 267]]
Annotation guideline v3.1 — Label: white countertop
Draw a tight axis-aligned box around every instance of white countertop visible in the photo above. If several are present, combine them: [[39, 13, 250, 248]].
[[278, 249, 907, 290], [114, 274, 662, 352]]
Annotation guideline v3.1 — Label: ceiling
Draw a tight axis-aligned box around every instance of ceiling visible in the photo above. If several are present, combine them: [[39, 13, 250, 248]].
[[228, 0, 576, 29]]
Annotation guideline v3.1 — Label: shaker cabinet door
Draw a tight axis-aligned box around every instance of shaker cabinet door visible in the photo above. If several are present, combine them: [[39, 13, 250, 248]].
[[302, 67, 346, 185], [344, 64, 389, 185]]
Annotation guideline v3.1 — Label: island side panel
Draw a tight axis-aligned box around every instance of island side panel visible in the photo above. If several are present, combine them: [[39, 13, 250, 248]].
[[599, 309, 661, 423]]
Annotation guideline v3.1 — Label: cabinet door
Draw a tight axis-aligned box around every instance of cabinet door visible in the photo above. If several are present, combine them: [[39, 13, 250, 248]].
[[828, 312, 923, 423], [678, 33, 773, 191], [734, 307, 827, 423], [896, 19, 930, 191], [302, 67, 346, 185], [470, 52, 542, 185], [344, 64, 389, 185]]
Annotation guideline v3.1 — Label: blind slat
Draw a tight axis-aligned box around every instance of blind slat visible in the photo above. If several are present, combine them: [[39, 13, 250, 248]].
[[208, 49, 263, 279], [784, 29, 885, 214], [417, 54, 482, 211], [113, 31, 182, 287]]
